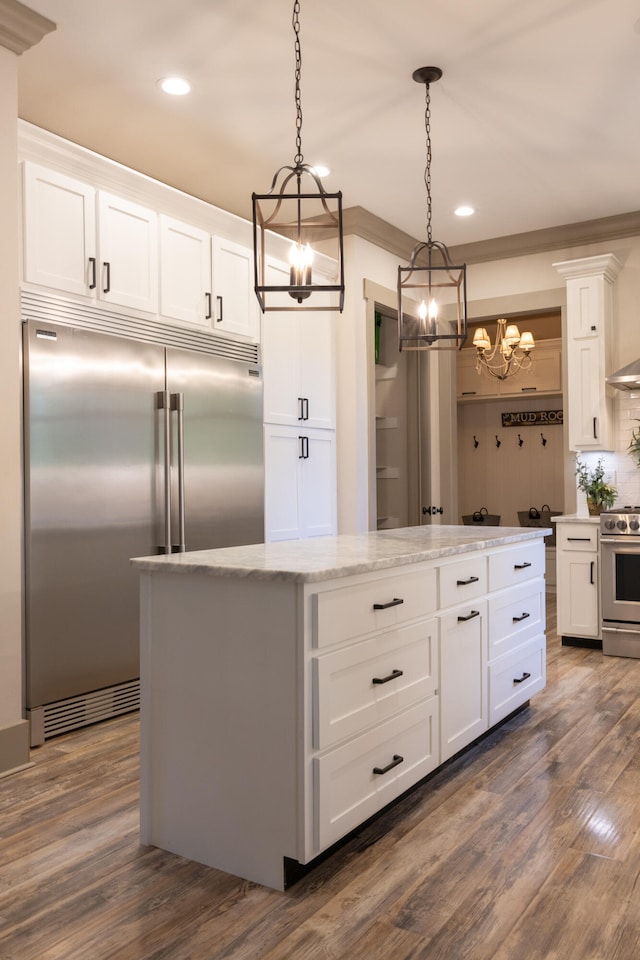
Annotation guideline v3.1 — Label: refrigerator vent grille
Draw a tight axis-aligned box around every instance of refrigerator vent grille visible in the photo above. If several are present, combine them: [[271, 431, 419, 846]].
[[37, 680, 140, 742], [20, 291, 259, 364]]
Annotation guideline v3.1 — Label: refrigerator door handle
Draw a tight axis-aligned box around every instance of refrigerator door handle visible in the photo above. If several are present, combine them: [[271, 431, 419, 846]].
[[171, 392, 186, 553], [157, 390, 172, 554]]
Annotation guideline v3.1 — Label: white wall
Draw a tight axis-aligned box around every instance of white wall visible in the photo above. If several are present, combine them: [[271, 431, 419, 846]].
[[0, 44, 29, 773]]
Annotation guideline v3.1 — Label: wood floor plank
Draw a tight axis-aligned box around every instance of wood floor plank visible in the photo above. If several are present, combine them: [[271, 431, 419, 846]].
[[2, 592, 640, 959]]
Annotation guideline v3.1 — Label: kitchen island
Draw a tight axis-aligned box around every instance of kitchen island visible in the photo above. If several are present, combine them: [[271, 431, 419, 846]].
[[131, 524, 549, 890]]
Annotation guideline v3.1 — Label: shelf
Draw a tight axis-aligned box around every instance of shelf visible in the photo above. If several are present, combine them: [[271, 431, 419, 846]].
[[376, 416, 398, 429], [377, 516, 400, 529], [376, 466, 400, 479]]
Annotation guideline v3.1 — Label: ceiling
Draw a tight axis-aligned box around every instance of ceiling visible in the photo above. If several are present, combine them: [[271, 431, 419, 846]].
[[16, 0, 640, 250]]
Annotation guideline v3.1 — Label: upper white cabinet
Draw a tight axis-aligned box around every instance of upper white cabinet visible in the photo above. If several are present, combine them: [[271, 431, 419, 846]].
[[457, 339, 562, 401], [212, 236, 260, 341], [98, 191, 158, 313], [23, 162, 96, 297], [262, 260, 335, 429], [23, 162, 158, 314], [159, 214, 211, 326], [554, 254, 621, 451], [21, 149, 261, 343]]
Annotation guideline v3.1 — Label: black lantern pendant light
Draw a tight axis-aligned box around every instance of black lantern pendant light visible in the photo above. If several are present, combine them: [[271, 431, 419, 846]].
[[252, 0, 344, 313], [398, 67, 467, 350]]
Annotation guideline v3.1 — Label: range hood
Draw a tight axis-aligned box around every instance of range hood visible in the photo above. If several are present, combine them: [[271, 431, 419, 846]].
[[606, 358, 640, 391]]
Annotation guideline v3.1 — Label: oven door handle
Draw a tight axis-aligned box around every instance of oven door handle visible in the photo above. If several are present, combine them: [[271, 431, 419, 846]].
[[603, 626, 640, 636]]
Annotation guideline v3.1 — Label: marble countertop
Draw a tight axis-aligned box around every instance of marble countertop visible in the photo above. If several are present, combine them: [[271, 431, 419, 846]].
[[130, 524, 551, 584]]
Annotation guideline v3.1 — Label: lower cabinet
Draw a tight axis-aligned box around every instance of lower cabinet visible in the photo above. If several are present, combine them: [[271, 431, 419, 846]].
[[264, 424, 336, 541], [139, 537, 547, 891], [555, 519, 600, 642]]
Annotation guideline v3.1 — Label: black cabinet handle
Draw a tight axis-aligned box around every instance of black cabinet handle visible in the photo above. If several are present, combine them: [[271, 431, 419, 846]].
[[457, 575, 479, 586], [593, 416, 598, 440], [590, 561, 595, 585], [298, 435, 309, 459], [514, 562, 532, 570], [457, 609, 480, 622], [568, 537, 590, 542], [373, 598, 404, 610], [372, 668, 404, 686], [103, 261, 111, 294], [303, 397, 309, 421], [298, 398, 304, 421], [373, 754, 404, 776], [513, 672, 531, 685], [216, 295, 223, 323], [205, 292, 212, 320], [88, 257, 96, 289], [512, 612, 531, 623]]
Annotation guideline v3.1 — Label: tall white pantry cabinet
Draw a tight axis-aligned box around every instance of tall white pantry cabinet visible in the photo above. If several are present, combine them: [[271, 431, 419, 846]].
[[262, 261, 337, 541]]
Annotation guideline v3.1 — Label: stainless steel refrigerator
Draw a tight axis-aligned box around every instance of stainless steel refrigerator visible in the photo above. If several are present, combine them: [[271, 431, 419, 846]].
[[22, 311, 264, 744]]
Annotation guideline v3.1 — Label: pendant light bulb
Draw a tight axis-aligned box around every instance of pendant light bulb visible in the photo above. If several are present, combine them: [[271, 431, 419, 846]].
[[288, 242, 313, 301]]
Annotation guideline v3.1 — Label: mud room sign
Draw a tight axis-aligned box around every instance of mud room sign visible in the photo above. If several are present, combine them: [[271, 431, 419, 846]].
[[501, 410, 563, 427]]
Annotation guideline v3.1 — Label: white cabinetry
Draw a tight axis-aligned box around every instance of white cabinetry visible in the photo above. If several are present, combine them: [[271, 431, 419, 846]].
[[138, 534, 547, 890], [159, 214, 211, 326], [262, 258, 336, 542], [23, 162, 158, 313], [555, 519, 600, 643], [554, 255, 621, 451], [457, 339, 562, 401], [264, 424, 336, 540], [211, 236, 260, 341]]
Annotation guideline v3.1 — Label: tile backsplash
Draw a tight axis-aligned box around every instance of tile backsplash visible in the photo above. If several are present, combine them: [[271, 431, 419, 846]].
[[579, 392, 640, 506]]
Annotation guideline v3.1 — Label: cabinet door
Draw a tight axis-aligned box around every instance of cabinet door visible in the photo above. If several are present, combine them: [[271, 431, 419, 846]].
[[23, 162, 96, 297], [439, 601, 488, 761], [556, 552, 599, 638], [264, 425, 301, 542], [457, 350, 498, 400], [212, 236, 260, 341], [159, 215, 211, 326], [98, 191, 158, 313], [262, 258, 335, 428], [567, 338, 610, 450], [299, 429, 336, 538]]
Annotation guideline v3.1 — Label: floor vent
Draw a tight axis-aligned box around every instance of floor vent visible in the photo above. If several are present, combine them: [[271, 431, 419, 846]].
[[29, 679, 140, 746]]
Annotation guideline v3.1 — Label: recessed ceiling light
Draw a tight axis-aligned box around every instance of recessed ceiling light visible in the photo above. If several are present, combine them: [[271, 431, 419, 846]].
[[455, 205, 475, 217], [158, 77, 191, 96], [310, 164, 330, 178]]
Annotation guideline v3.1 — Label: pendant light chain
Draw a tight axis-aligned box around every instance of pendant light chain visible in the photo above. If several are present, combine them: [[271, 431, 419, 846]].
[[424, 80, 433, 246], [293, 0, 304, 166]]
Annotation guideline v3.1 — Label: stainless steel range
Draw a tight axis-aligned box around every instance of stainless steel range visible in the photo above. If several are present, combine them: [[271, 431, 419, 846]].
[[600, 507, 640, 657]]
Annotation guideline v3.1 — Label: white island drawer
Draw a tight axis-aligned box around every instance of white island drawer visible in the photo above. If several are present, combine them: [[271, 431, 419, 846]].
[[489, 542, 545, 590], [488, 578, 545, 658], [313, 618, 438, 749], [488, 636, 545, 725], [314, 699, 439, 851], [438, 555, 487, 609], [313, 567, 437, 649]]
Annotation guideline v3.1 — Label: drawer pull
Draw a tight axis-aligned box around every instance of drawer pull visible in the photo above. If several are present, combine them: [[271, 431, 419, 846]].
[[512, 612, 531, 623], [567, 537, 590, 542], [514, 562, 532, 570], [373, 598, 404, 610], [373, 754, 404, 776], [457, 609, 480, 622], [372, 668, 404, 686], [456, 576, 479, 586], [513, 671, 531, 685]]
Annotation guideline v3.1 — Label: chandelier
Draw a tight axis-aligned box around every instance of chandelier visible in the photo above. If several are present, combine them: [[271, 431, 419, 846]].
[[252, 0, 344, 312], [472, 318, 536, 380], [398, 67, 467, 351]]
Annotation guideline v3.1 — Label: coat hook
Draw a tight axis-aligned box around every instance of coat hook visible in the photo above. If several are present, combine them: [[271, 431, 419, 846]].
[[473, 435, 479, 448], [541, 432, 547, 446], [518, 434, 524, 447], [495, 435, 501, 448]]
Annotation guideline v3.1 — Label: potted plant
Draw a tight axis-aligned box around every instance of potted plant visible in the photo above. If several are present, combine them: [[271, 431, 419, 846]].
[[628, 421, 640, 467], [575, 455, 617, 515]]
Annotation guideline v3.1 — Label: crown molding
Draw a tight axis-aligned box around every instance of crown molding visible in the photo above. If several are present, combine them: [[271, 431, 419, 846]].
[[343, 206, 640, 265], [0, 0, 55, 55]]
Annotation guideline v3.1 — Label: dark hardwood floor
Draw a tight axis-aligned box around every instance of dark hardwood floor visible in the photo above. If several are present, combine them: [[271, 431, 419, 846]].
[[2, 593, 640, 959]]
